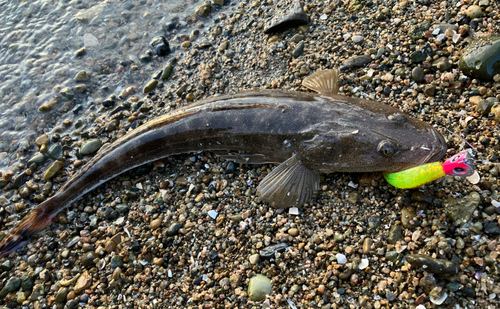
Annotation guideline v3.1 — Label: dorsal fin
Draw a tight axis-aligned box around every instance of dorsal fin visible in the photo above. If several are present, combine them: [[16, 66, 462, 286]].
[[302, 68, 340, 95]]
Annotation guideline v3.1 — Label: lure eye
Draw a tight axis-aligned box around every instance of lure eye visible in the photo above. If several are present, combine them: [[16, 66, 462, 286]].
[[377, 140, 399, 157], [454, 167, 465, 174]]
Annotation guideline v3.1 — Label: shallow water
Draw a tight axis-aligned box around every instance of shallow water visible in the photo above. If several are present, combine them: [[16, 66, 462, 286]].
[[0, 0, 222, 171]]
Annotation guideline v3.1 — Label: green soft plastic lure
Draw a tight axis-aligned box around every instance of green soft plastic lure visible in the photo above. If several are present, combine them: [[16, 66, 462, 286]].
[[383, 150, 475, 189]]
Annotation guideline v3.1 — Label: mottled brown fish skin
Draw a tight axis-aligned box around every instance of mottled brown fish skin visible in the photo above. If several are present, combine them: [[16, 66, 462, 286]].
[[0, 90, 446, 255]]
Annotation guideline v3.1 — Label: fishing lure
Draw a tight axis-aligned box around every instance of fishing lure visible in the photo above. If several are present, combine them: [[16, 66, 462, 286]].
[[383, 150, 475, 189]]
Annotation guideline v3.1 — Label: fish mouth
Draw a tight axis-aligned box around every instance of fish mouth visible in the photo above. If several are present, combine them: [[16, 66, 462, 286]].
[[417, 128, 447, 165]]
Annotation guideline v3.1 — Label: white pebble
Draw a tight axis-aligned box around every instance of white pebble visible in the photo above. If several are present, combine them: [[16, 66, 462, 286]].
[[208, 210, 218, 219], [358, 258, 369, 270], [289, 207, 299, 215], [430, 292, 448, 305], [466, 171, 480, 184], [336, 253, 347, 264], [320, 14, 328, 20], [352, 35, 363, 43]]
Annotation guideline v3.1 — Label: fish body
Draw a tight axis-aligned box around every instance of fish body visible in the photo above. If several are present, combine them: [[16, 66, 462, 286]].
[[0, 69, 446, 254]]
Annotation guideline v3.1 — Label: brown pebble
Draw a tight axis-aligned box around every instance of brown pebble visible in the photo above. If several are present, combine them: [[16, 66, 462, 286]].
[[317, 284, 326, 295], [150, 218, 162, 230], [288, 228, 299, 236], [363, 238, 373, 254]]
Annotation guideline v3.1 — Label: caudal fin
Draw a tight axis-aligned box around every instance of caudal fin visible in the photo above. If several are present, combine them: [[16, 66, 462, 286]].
[[0, 206, 54, 255]]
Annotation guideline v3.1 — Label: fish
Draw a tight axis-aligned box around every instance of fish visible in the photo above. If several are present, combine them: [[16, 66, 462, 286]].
[[0, 69, 447, 255]]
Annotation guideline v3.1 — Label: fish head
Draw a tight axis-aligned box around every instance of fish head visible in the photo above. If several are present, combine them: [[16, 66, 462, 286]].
[[297, 111, 447, 173]]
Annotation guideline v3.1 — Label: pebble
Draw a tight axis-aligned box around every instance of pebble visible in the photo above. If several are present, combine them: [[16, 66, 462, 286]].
[[458, 36, 500, 81], [411, 67, 424, 82], [264, 1, 308, 34], [150, 218, 162, 230], [80, 139, 102, 155], [150, 36, 170, 56], [43, 161, 65, 180], [292, 41, 305, 58], [143, 80, 158, 93], [288, 228, 299, 236], [248, 274, 272, 301], [167, 222, 183, 236], [0, 277, 21, 298], [74, 70, 89, 82], [249, 253, 260, 265], [405, 254, 459, 274], [35, 134, 49, 147], [443, 192, 480, 224], [401, 207, 416, 228], [465, 5, 482, 19]]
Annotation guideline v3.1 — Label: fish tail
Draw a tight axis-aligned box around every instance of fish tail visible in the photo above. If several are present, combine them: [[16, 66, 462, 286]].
[[0, 198, 60, 255]]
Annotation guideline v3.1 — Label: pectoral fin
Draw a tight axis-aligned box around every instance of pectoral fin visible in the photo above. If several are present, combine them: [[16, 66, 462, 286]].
[[257, 155, 320, 209], [302, 68, 340, 95]]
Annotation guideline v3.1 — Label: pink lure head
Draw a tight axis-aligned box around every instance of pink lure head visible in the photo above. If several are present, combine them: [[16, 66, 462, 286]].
[[442, 150, 475, 176]]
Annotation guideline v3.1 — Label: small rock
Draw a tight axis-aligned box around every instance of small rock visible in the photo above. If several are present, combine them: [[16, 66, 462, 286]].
[[74, 271, 92, 294], [43, 161, 65, 180], [483, 221, 500, 235], [143, 80, 158, 93], [340, 55, 372, 70], [80, 251, 97, 267], [195, 1, 211, 16], [161, 64, 174, 80], [60, 87, 75, 100], [35, 134, 49, 147], [444, 192, 480, 224], [465, 5, 482, 19], [401, 207, 416, 228], [387, 225, 403, 244], [249, 254, 260, 265], [55, 288, 68, 303], [110, 255, 123, 268], [405, 254, 459, 274], [150, 218, 162, 230], [260, 243, 288, 259], [336, 253, 347, 264], [75, 70, 89, 82], [410, 44, 433, 63], [412, 67, 424, 82], [292, 41, 304, 58], [248, 274, 272, 301], [150, 36, 170, 56], [0, 277, 21, 298], [264, 1, 308, 34], [432, 57, 452, 72], [167, 223, 183, 236], [288, 228, 299, 236], [80, 139, 102, 155], [458, 36, 500, 81]]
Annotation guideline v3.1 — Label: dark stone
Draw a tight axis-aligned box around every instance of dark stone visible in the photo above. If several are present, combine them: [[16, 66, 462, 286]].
[[167, 223, 183, 236], [405, 254, 459, 274], [484, 221, 500, 235], [462, 286, 476, 298], [150, 36, 170, 56], [340, 55, 372, 71], [225, 161, 236, 174], [458, 36, 500, 81], [410, 44, 433, 63], [264, 1, 308, 34], [209, 250, 218, 260], [80, 252, 97, 267], [194, 276, 203, 285], [260, 243, 288, 259]]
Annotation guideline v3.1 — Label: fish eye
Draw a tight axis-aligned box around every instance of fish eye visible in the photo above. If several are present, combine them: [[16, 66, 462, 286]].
[[387, 113, 406, 124], [377, 140, 399, 157], [454, 167, 465, 174]]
